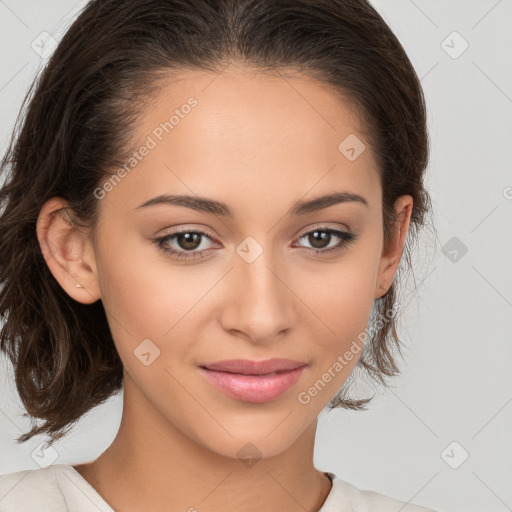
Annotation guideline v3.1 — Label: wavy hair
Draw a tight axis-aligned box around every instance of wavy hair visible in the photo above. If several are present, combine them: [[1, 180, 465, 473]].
[[0, 0, 433, 448]]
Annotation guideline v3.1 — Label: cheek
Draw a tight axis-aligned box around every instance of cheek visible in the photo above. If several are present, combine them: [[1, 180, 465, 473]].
[[303, 253, 378, 340], [297, 246, 379, 396], [93, 224, 224, 372], [94, 227, 208, 356]]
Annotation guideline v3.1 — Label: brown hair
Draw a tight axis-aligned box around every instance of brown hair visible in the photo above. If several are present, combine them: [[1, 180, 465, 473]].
[[0, 0, 433, 448]]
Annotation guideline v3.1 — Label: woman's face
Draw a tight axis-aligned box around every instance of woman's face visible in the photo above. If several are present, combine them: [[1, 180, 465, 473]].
[[43, 66, 411, 460]]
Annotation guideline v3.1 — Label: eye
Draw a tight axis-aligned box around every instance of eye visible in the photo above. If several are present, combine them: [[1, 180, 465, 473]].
[[152, 227, 218, 261], [292, 226, 357, 255], [152, 225, 357, 261]]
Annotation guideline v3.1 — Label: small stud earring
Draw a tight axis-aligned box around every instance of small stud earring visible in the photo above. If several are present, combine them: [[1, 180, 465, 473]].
[[379, 283, 386, 290], [75, 283, 83, 288]]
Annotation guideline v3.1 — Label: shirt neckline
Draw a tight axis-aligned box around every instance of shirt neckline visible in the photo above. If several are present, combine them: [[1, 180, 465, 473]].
[[60, 464, 340, 512], [59, 464, 115, 511]]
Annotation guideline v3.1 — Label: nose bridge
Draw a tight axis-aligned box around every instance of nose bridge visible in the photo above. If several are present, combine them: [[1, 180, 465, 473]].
[[241, 246, 282, 301], [222, 235, 296, 339]]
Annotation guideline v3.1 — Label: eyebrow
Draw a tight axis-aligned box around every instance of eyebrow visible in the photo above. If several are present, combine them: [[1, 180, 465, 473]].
[[134, 191, 368, 217]]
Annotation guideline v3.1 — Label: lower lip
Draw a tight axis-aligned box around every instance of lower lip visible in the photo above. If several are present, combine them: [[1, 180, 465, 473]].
[[199, 366, 306, 403]]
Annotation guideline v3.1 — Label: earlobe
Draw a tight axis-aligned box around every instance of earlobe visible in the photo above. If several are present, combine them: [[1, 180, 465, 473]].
[[36, 197, 101, 304], [374, 195, 413, 299]]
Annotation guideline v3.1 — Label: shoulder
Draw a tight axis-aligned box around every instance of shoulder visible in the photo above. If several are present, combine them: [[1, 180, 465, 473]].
[[322, 472, 438, 512], [0, 464, 67, 512], [0, 464, 113, 512]]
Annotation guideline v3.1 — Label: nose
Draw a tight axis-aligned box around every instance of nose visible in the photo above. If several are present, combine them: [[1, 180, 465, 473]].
[[218, 246, 298, 344]]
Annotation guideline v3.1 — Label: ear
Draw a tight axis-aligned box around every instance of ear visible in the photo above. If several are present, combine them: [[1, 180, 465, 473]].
[[36, 197, 101, 304], [374, 195, 413, 300]]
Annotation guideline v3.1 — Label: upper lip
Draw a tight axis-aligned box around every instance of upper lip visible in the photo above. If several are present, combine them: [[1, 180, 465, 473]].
[[201, 358, 307, 375]]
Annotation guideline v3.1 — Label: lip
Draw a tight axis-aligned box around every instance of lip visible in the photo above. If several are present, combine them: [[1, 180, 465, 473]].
[[201, 358, 307, 375], [199, 358, 307, 403]]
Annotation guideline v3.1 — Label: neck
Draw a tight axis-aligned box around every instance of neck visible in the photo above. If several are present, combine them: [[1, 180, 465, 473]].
[[74, 372, 332, 512]]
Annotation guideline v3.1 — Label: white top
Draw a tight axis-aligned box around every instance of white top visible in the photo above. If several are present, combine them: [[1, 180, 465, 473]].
[[0, 464, 437, 511]]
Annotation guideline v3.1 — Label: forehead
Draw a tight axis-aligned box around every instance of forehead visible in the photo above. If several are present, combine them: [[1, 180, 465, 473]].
[[103, 65, 381, 218]]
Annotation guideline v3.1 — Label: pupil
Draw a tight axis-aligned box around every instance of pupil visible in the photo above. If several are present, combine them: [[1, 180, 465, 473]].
[[309, 231, 330, 249], [178, 233, 201, 250]]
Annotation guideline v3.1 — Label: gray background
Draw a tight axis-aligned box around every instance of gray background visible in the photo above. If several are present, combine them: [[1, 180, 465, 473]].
[[1, 1, 511, 511]]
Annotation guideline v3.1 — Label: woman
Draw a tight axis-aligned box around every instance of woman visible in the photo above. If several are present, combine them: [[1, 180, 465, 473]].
[[0, 0, 436, 510]]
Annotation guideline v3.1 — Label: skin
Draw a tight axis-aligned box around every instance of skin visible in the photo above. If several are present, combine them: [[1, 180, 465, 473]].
[[36, 63, 412, 512]]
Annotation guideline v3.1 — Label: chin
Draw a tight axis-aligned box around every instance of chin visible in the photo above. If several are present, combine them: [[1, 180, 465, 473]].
[[193, 419, 310, 463]]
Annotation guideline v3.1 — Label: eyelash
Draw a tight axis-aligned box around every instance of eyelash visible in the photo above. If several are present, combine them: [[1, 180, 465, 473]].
[[152, 226, 357, 261]]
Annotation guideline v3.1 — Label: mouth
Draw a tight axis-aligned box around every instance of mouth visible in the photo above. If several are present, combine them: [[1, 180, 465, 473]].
[[200, 358, 307, 375], [198, 359, 307, 403]]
